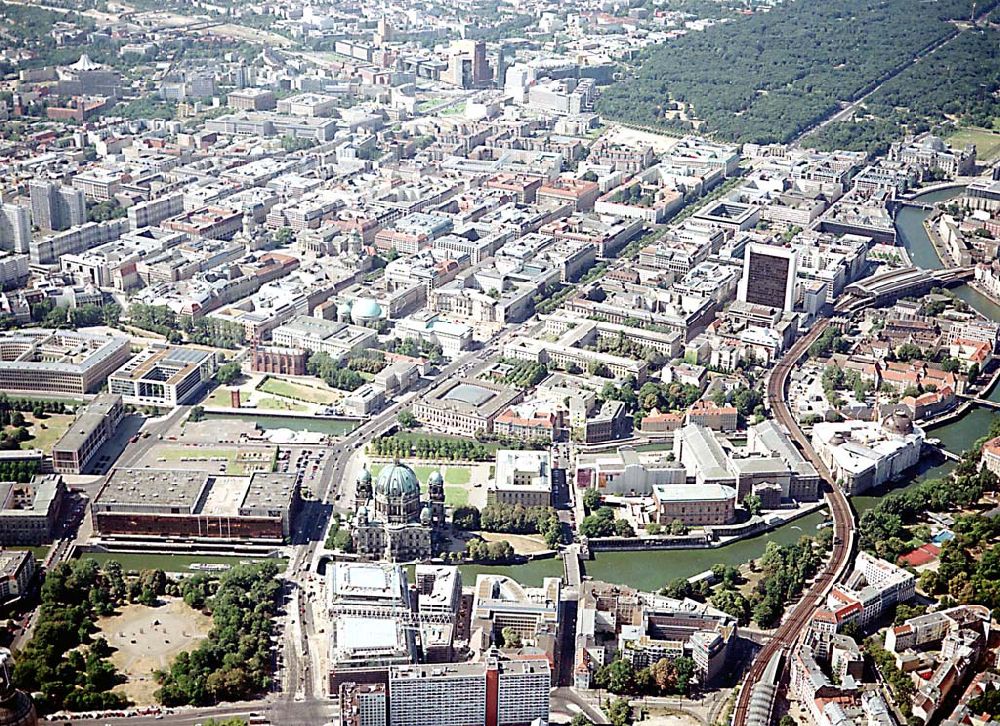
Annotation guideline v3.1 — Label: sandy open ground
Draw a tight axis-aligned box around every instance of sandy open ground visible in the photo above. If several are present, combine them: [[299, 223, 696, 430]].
[[97, 598, 213, 705], [601, 125, 682, 154]]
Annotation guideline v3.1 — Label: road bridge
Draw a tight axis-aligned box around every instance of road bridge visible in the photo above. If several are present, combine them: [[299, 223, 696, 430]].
[[958, 396, 1000, 411], [563, 544, 583, 587]]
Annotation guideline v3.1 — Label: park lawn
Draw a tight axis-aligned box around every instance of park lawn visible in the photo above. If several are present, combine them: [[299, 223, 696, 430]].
[[204, 386, 235, 407], [392, 430, 501, 453], [444, 485, 469, 507], [445, 467, 471, 485], [17, 413, 74, 452], [255, 395, 308, 412], [10, 546, 49, 561], [259, 377, 340, 405], [441, 102, 467, 116], [634, 442, 673, 453], [947, 126, 1000, 162], [155, 446, 248, 474], [417, 97, 446, 112], [477, 531, 548, 555]]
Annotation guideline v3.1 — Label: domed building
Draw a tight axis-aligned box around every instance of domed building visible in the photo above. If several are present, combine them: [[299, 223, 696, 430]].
[[0, 649, 37, 726], [335, 300, 353, 323], [350, 298, 383, 326], [881, 409, 914, 437], [352, 461, 445, 561]]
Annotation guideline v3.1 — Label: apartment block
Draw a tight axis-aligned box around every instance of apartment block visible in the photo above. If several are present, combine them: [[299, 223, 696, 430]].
[[29, 181, 86, 233], [388, 657, 549, 726], [0, 204, 31, 254], [0, 475, 66, 545]]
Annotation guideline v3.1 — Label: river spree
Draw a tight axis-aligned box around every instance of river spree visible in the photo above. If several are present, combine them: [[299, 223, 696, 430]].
[[477, 186, 1000, 592], [208, 197, 1000, 593]]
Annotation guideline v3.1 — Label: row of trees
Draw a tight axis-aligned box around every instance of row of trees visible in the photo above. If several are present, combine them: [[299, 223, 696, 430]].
[[498, 359, 549, 390], [453, 502, 567, 548], [919, 510, 1000, 610], [0, 458, 40, 482], [478, 502, 560, 534], [324, 513, 353, 552], [867, 635, 916, 717], [181, 316, 245, 349], [347, 350, 388, 375], [711, 385, 763, 422], [215, 362, 242, 386], [128, 303, 179, 337], [128, 304, 245, 349], [630, 381, 703, 424], [594, 332, 667, 369], [858, 452, 997, 561], [464, 538, 515, 563], [31, 300, 122, 329], [381, 337, 445, 364], [598, 374, 762, 426], [808, 327, 850, 358], [821, 364, 873, 405], [742, 533, 831, 628], [86, 200, 126, 223], [367, 435, 497, 462], [155, 563, 281, 706], [580, 506, 635, 538], [0, 395, 73, 421]]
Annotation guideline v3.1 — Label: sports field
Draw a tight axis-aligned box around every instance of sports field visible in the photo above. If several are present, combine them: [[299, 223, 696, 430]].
[[947, 126, 1000, 162]]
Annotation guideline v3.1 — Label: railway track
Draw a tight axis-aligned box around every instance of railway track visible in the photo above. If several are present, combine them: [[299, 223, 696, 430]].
[[731, 320, 855, 725]]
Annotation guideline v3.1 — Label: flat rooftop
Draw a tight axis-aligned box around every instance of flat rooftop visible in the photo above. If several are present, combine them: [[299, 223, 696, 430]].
[[443, 383, 496, 407], [53, 393, 121, 454], [653, 483, 737, 502], [424, 377, 521, 417], [330, 562, 406, 604], [94, 468, 295, 518]]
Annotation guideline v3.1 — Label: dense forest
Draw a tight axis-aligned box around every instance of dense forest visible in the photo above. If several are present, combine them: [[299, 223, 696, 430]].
[[806, 28, 1000, 155], [596, 0, 991, 144]]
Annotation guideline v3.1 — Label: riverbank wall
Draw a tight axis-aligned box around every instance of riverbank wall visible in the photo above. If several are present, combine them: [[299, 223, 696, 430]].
[[585, 500, 827, 554]]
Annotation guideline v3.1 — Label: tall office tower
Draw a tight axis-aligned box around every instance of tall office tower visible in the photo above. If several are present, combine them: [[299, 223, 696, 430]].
[[0, 204, 31, 253], [29, 181, 86, 232], [443, 40, 491, 89], [495, 44, 508, 91], [737, 242, 799, 312]]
